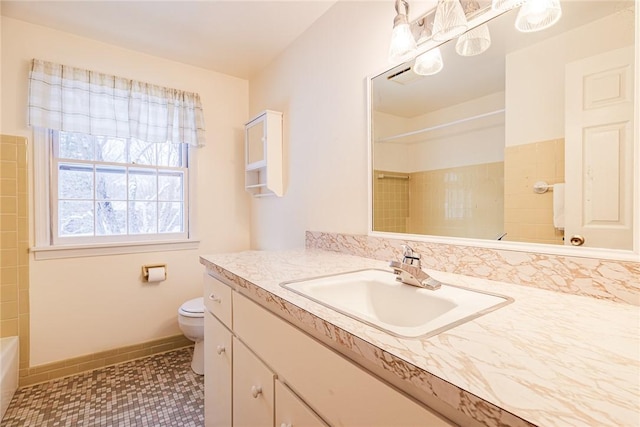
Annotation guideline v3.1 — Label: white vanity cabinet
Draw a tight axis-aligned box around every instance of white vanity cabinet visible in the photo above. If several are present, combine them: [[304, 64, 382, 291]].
[[244, 110, 283, 197], [203, 271, 454, 427]]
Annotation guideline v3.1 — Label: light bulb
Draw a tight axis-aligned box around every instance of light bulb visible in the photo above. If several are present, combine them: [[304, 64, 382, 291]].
[[388, 0, 418, 63], [413, 48, 444, 76], [492, 0, 527, 12], [389, 22, 418, 63], [455, 24, 491, 56], [515, 0, 562, 33], [432, 0, 469, 42]]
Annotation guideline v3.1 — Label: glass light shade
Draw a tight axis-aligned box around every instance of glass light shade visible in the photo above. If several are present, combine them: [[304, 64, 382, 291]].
[[492, 0, 527, 12], [515, 0, 562, 33], [389, 22, 418, 63], [432, 0, 469, 42], [455, 24, 491, 56], [413, 48, 444, 76]]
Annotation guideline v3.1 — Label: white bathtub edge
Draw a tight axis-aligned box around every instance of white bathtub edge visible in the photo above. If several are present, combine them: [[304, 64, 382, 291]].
[[0, 336, 19, 421]]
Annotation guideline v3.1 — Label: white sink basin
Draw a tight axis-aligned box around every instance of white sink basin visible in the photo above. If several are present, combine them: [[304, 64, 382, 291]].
[[281, 269, 512, 338]]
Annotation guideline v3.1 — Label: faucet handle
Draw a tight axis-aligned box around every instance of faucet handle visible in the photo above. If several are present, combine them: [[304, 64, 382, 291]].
[[401, 244, 421, 265], [401, 244, 413, 257]]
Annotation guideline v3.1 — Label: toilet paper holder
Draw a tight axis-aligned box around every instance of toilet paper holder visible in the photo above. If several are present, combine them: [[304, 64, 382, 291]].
[[142, 264, 167, 282]]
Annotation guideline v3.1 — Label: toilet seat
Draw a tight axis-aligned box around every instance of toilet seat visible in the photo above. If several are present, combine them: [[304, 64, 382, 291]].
[[178, 297, 204, 318]]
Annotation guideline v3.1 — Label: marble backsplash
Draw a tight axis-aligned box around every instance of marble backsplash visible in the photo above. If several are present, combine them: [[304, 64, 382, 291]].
[[305, 231, 640, 306]]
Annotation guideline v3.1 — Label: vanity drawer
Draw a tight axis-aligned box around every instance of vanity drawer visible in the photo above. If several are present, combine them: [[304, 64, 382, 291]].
[[203, 273, 232, 328]]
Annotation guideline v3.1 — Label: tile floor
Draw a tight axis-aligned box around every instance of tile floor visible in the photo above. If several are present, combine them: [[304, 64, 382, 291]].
[[1, 347, 204, 427]]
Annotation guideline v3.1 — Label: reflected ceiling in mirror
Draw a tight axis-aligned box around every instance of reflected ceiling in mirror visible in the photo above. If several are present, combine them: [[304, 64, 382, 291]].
[[370, 1, 636, 252]]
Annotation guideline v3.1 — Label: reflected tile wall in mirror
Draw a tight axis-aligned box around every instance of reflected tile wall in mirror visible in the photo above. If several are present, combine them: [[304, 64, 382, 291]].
[[504, 138, 565, 245]]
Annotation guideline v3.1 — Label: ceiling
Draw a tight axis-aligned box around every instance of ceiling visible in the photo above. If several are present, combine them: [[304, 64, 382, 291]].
[[3, 0, 633, 102], [0, 0, 338, 79]]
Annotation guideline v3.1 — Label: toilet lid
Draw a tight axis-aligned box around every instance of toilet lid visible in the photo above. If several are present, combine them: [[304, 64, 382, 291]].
[[178, 297, 204, 318]]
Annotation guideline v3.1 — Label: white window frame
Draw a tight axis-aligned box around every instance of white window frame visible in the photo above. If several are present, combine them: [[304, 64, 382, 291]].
[[31, 128, 199, 260]]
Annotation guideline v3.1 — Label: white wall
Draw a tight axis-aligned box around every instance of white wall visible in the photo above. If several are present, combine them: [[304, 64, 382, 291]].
[[1, 17, 250, 365], [506, 11, 634, 147], [375, 92, 505, 173], [249, 1, 391, 249], [372, 111, 411, 172]]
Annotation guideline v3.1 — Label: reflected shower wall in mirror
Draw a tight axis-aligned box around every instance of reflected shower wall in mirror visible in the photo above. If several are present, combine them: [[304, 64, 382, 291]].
[[371, 1, 636, 250]]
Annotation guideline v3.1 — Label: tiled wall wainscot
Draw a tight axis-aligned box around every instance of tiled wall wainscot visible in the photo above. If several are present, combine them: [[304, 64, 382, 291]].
[[1, 135, 30, 372], [372, 170, 409, 233], [373, 163, 504, 240]]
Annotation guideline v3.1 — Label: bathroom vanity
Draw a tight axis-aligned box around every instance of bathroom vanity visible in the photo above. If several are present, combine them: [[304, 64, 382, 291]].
[[203, 272, 451, 426], [200, 249, 639, 427]]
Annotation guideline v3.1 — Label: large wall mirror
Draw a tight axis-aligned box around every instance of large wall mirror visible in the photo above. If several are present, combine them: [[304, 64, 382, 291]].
[[370, 0, 637, 257]]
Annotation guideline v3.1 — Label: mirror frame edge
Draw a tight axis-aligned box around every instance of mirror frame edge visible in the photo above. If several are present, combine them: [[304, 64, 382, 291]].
[[367, 4, 640, 263]]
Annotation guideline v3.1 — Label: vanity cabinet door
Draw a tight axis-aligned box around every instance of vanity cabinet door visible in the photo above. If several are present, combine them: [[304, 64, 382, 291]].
[[204, 310, 232, 427], [275, 380, 328, 427], [233, 337, 275, 427], [245, 115, 267, 170]]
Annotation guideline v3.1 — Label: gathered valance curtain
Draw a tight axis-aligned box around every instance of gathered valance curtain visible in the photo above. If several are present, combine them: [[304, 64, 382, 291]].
[[28, 59, 205, 146]]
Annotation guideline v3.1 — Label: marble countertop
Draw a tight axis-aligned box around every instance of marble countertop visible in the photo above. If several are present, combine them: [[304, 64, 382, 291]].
[[200, 249, 639, 427]]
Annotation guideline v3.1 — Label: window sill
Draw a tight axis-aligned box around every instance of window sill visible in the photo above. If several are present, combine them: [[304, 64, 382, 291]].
[[31, 239, 200, 260]]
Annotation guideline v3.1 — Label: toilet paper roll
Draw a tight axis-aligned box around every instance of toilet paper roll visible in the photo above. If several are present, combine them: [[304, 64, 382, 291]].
[[147, 267, 166, 282]]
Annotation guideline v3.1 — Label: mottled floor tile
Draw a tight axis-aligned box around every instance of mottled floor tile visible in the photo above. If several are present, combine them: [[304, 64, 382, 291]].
[[1, 347, 203, 427]]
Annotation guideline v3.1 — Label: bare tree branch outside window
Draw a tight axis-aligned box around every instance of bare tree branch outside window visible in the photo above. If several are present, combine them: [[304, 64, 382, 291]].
[[55, 131, 187, 240]]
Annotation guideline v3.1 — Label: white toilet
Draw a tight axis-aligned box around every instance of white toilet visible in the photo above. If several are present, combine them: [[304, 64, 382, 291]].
[[178, 297, 205, 375]]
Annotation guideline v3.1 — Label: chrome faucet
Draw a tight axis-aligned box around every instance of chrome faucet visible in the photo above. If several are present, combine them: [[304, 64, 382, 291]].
[[389, 245, 442, 290]]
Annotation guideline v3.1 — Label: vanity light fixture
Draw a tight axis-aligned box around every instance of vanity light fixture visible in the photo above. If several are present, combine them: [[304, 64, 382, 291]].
[[456, 23, 491, 56], [387, 0, 560, 72], [414, 47, 445, 75], [389, 0, 418, 63], [432, 0, 469, 42], [491, 0, 527, 12], [413, 19, 444, 75], [456, 0, 491, 56], [515, 0, 562, 32]]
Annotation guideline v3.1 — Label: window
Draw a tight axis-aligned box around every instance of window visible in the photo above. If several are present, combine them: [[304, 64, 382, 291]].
[[51, 130, 189, 244], [28, 59, 204, 257]]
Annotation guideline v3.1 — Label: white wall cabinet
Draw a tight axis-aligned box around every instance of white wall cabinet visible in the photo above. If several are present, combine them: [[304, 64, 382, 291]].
[[203, 271, 454, 426], [245, 110, 283, 197]]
